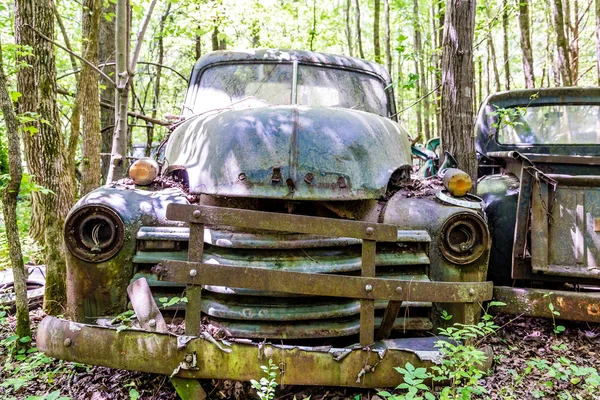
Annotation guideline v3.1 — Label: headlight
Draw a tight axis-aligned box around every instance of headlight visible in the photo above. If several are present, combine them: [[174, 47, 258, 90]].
[[64, 205, 125, 262], [439, 212, 489, 264], [129, 158, 159, 185], [442, 168, 472, 197]]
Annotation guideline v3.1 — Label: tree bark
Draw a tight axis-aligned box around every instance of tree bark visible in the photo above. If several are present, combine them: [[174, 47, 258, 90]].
[[99, 0, 116, 183], [432, 0, 444, 138], [502, 0, 511, 90], [146, 2, 171, 156], [384, 0, 391, 73], [596, 0, 600, 85], [0, 39, 31, 345], [80, 0, 102, 195], [517, 0, 536, 88], [551, 0, 573, 85], [55, 1, 79, 208], [15, 0, 44, 244], [355, 0, 364, 58], [309, 0, 317, 51], [37, 0, 67, 314], [106, 0, 130, 182], [413, 0, 429, 142], [211, 26, 226, 50], [488, 37, 501, 92], [346, 0, 353, 56], [569, 0, 579, 83], [374, 0, 381, 63], [440, 0, 478, 185]]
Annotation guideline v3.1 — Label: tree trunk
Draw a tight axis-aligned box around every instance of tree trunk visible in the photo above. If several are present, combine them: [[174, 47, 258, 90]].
[[37, 0, 67, 314], [355, 0, 364, 58], [0, 39, 31, 345], [384, 0, 391, 73], [106, 0, 130, 182], [309, 0, 317, 51], [478, 57, 483, 106], [503, 0, 511, 90], [15, 0, 44, 244], [374, 0, 381, 63], [147, 3, 171, 157], [551, 0, 573, 85], [99, 0, 116, 183], [488, 37, 501, 92], [212, 26, 226, 50], [55, 2, 79, 211], [485, 8, 501, 92], [80, 0, 102, 195], [432, 0, 444, 138], [440, 0, 478, 184], [596, 0, 600, 85], [195, 34, 202, 59], [413, 0, 429, 142], [345, 0, 353, 56], [569, 0, 579, 83], [517, 0, 536, 88], [412, 8, 423, 143]]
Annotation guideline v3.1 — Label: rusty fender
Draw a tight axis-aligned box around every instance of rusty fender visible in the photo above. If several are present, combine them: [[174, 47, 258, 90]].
[[38, 316, 457, 387]]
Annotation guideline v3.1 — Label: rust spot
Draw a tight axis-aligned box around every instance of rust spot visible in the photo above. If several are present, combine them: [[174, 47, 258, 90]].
[[594, 218, 600, 232], [588, 304, 600, 315]]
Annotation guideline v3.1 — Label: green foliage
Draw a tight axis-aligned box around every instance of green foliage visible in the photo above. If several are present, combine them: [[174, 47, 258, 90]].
[[544, 292, 566, 336], [379, 302, 506, 400], [497, 356, 600, 399], [250, 359, 279, 400], [379, 363, 435, 400], [0, 329, 72, 399], [0, 196, 44, 271], [158, 295, 188, 308], [490, 106, 528, 130], [111, 310, 136, 333]]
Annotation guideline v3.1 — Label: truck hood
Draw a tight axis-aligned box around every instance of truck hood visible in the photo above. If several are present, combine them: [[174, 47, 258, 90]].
[[165, 105, 411, 200]]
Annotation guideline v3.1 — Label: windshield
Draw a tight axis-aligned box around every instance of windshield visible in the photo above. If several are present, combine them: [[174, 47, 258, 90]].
[[497, 104, 600, 145], [185, 62, 389, 116]]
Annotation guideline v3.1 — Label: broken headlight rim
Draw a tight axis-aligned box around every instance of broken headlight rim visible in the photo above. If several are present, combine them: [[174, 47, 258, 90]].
[[439, 212, 489, 265], [64, 205, 125, 263]]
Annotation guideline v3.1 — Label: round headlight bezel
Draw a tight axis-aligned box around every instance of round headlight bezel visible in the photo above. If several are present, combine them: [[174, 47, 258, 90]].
[[439, 212, 489, 265], [64, 205, 125, 263]]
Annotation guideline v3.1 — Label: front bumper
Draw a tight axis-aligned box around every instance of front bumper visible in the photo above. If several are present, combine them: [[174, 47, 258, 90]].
[[39, 316, 453, 387], [46, 203, 494, 387]]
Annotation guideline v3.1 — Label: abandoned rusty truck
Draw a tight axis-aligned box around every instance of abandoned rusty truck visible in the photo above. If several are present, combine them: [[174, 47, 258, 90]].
[[37, 50, 494, 395], [477, 87, 600, 323]]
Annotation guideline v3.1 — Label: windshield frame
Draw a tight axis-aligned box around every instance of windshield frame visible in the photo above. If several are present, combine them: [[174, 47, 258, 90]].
[[182, 59, 395, 118]]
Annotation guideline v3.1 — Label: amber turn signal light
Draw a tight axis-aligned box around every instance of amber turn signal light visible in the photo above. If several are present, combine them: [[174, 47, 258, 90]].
[[442, 168, 472, 197], [129, 158, 159, 185]]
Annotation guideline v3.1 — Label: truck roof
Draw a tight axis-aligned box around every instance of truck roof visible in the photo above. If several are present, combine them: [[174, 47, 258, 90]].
[[481, 86, 600, 108], [191, 49, 391, 84]]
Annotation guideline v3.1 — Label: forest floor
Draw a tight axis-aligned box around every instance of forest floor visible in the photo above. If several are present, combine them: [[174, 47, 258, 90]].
[[1, 309, 600, 400]]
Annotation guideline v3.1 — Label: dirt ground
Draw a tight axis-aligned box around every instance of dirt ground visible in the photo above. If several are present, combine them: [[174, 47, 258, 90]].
[[1, 309, 599, 400]]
